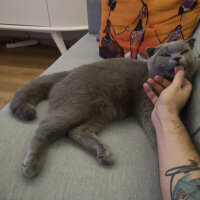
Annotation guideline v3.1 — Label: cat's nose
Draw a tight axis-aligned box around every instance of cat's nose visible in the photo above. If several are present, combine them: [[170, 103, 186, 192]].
[[174, 57, 181, 62]]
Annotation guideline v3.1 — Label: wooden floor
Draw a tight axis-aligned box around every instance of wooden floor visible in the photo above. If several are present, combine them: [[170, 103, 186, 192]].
[[0, 45, 60, 109]]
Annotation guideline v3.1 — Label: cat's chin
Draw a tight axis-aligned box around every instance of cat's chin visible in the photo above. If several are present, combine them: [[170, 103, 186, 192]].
[[164, 76, 173, 81], [162, 71, 175, 81]]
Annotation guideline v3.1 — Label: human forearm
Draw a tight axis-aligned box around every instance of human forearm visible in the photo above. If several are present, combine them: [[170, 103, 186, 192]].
[[153, 108, 200, 200], [143, 71, 200, 199]]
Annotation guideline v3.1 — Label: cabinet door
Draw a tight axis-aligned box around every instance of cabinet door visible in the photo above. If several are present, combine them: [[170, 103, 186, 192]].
[[47, 0, 88, 28], [0, 0, 50, 26]]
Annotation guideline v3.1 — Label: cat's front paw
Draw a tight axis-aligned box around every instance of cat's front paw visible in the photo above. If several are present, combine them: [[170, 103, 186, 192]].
[[97, 145, 116, 165], [22, 152, 44, 178]]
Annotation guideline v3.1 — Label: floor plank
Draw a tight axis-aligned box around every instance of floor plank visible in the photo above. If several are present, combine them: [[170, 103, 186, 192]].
[[0, 44, 60, 109]]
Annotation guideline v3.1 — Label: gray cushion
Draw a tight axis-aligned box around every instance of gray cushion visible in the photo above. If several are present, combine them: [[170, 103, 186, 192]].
[[182, 25, 200, 138], [182, 67, 200, 137], [0, 34, 162, 200], [86, 0, 102, 34], [1, 33, 200, 200], [184, 66, 200, 151]]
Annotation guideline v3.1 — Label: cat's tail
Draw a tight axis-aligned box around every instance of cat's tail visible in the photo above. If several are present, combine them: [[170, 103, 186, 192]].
[[10, 71, 69, 121]]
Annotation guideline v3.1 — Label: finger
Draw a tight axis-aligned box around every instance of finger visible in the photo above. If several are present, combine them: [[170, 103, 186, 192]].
[[174, 65, 184, 74], [172, 70, 185, 88], [182, 78, 192, 93], [143, 83, 158, 105], [154, 75, 171, 88], [181, 78, 191, 88], [147, 78, 165, 94]]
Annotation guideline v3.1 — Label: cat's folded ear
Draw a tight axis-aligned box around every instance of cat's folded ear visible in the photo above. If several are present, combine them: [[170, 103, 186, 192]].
[[186, 38, 196, 49], [146, 47, 157, 58]]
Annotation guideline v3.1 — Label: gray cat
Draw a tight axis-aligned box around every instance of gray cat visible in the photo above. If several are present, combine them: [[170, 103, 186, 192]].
[[10, 38, 199, 178]]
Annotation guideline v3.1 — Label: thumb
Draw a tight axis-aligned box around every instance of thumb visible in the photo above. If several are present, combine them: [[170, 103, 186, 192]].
[[182, 78, 192, 94], [172, 70, 185, 88]]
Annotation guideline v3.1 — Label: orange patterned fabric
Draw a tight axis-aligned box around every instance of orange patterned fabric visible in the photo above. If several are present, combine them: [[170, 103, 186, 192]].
[[99, 0, 200, 59]]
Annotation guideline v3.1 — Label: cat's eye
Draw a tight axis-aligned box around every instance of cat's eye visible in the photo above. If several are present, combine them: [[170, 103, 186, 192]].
[[160, 54, 170, 57], [181, 50, 189, 54]]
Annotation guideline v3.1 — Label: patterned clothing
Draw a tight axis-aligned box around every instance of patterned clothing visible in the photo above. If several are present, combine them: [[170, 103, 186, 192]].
[[99, 0, 200, 59]]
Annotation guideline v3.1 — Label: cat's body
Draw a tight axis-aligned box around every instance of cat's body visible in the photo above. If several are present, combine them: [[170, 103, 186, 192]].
[[10, 39, 199, 178]]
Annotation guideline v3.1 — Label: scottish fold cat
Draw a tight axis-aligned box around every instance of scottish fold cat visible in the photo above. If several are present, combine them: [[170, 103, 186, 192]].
[[10, 38, 199, 178]]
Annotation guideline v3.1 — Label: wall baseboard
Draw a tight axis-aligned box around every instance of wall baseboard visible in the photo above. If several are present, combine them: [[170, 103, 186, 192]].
[[0, 30, 88, 48]]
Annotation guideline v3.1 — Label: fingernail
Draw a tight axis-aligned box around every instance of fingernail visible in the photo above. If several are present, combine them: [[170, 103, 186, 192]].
[[174, 66, 184, 74]]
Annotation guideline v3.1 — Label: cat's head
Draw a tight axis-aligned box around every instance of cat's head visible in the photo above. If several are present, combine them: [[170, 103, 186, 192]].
[[146, 38, 199, 81]]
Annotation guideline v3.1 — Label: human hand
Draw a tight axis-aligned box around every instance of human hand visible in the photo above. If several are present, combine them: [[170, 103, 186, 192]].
[[143, 69, 192, 121]]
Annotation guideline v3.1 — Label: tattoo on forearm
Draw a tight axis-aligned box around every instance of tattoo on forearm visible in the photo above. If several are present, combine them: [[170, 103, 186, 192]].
[[165, 160, 200, 200]]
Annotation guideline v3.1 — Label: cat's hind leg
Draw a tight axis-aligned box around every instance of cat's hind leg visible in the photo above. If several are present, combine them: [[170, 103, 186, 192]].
[[68, 118, 116, 165], [22, 110, 86, 178]]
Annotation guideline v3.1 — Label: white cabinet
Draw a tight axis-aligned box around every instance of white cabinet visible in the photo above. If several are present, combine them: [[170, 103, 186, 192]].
[[47, 0, 88, 29], [0, 0, 88, 53], [0, 0, 50, 26]]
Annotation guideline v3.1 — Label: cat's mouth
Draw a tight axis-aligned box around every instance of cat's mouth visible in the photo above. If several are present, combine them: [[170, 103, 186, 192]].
[[174, 65, 184, 74], [166, 65, 185, 80]]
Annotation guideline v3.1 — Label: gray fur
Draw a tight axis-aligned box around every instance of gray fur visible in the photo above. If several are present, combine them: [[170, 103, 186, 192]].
[[10, 39, 199, 178]]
